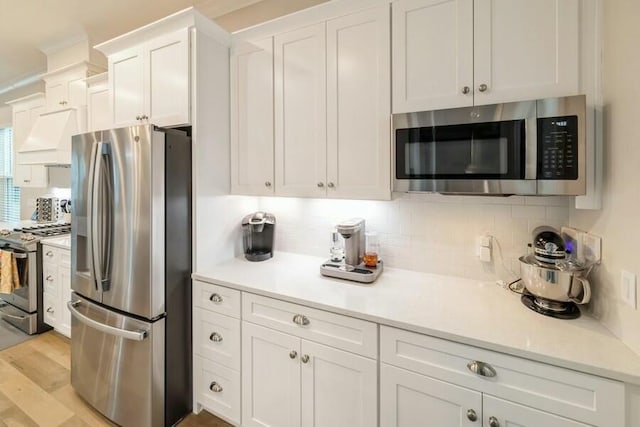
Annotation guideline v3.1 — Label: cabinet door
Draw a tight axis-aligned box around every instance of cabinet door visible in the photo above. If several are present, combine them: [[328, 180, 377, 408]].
[[67, 76, 88, 108], [230, 38, 275, 196], [274, 23, 327, 198], [326, 6, 391, 200], [146, 29, 190, 127], [14, 166, 48, 188], [300, 340, 377, 427], [392, 0, 474, 112], [87, 86, 111, 131], [483, 395, 591, 427], [473, 0, 579, 105], [110, 46, 145, 126], [242, 322, 301, 427], [46, 81, 66, 111], [380, 364, 482, 427]]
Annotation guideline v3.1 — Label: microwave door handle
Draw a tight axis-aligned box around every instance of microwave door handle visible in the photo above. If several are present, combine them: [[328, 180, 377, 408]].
[[91, 142, 103, 290]]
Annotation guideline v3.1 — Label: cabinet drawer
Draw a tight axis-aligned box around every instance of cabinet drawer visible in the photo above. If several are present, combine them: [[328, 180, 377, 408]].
[[194, 308, 240, 370], [59, 249, 71, 267], [243, 292, 377, 358], [43, 292, 58, 326], [380, 326, 624, 427], [193, 281, 241, 319], [42, 246, 59, 263], [195, 357, 240, 426], [43, 264, 58, 296]]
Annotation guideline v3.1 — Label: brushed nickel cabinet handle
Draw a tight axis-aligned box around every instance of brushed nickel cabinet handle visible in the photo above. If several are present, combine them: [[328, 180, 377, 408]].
[[46, 251, 54, 257], [292, 314, 310, 326], [265, 181, 272, 188], [467, 360, 497, 378], [462, 86, 471, 94], [467, 409, 477, 422], [289, 350, 297, 359], [46, 307, 54, 313], [209, 332, 223, 342], [46, 275, 54, 282], [209, 293, 223, 304], [135, 115, 141, 120], [209, 382, 223, 393], [478, 83, 488, 92], [317, 182, 325, 188], [301, 354, 310, 364], [489, 416, 500, 427], [327, 182, 335, 188]]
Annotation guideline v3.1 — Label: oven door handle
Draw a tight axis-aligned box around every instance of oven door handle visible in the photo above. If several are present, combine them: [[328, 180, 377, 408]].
[[67, 300, 148, 341]]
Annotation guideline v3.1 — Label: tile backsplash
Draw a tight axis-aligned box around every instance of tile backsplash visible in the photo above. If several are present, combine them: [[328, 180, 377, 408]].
[[257, 193, 571, 282]]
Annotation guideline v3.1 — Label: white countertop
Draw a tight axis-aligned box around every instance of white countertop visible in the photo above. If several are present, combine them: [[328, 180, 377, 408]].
[[194, 252, 640, 385]]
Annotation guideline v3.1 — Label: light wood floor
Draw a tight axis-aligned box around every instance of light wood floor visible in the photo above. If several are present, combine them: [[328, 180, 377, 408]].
[[0, 331, 232, 427]]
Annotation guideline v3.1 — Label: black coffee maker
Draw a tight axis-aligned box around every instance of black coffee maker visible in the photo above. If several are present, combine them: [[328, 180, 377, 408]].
[[242, 212, 276, 261]]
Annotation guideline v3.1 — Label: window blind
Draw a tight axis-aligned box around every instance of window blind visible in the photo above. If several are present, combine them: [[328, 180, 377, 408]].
[[0, 128, 21, 222]]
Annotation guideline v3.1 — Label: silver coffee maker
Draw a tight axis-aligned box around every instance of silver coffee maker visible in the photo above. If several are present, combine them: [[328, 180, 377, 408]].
[[320, 218, 383, 284], [242, 212, 276, 261]]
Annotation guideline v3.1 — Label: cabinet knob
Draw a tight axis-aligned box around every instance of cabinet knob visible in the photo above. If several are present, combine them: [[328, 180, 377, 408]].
[[292, 314, 310, 326], [489, 416, 500, 427], [327, 182, 335, 188], [467, 360, 497, 377], [466, 409, 478, 422], [265, 181, 272, 188], [301, 354, 310, 364], [46, 275, 54, 282], [24, 179, 31, 183], [46, 251, 54, 257], [209, 382, 223, 393], [478, 84, 488, 93], [209, 293, 223, 304], [462, 86, 471, 95], [289, 350, 298, 359], [141, 115, 149, 120], [136, 115, 141, 120], [209, 332, 223, 342], [317, 182, 324, 188], [46, 307, 54, 314]]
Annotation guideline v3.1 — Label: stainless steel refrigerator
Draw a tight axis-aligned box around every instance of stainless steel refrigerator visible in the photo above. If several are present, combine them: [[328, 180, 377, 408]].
[[69, 125, 192, 427]]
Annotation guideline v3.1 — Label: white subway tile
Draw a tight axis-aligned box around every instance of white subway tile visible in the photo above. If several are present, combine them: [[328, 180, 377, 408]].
[[511, 205, 546, 219]]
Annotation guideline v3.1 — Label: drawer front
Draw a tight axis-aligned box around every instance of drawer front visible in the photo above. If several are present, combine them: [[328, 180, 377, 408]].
[[194, 308, 241, 370], [43, 292, 58, 326], [380, 326, 624, 427], [42, 246, 59, 264], [243, 292, 377, 358], [195, 357, 240, 425], [43, 264, 58, 296], [193, 281, 241, 319]]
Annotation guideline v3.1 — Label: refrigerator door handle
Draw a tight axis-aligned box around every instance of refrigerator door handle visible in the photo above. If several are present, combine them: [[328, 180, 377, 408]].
[[86, 141, 100, 291], [67, 300, 148, 341]]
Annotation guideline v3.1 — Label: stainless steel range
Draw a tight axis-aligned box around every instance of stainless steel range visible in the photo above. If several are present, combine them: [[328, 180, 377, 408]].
[[0, 222, 70, 334]]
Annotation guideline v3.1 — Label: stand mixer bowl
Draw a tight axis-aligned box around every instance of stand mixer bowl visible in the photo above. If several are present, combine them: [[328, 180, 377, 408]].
[[519, 255, 592, 304]]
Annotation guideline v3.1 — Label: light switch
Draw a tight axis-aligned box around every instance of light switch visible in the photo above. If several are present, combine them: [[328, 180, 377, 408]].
[[621, 270, 637, 309]]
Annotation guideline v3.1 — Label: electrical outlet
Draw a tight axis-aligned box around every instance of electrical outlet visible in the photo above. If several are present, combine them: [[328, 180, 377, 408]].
[[621, 270, 637, 309]]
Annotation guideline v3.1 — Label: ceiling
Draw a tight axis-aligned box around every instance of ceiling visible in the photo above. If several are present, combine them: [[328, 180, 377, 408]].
[[0, 0, 325, 103]]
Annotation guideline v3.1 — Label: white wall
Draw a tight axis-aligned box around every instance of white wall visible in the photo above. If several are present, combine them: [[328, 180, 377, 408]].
[[257, 194, 570, 282], [570, 0, 640, 355]]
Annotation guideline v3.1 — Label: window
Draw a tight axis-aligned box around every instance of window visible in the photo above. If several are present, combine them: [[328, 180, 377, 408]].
[[0, 128, 20, 222]]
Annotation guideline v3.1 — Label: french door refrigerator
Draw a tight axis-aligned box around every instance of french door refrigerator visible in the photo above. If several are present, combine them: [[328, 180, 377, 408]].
[[69, 125, 192, 427]]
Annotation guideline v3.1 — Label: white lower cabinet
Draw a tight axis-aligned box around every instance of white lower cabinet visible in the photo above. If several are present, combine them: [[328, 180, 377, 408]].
[[381, 363, 481, 427], [242, 321, 377, 427], [42, 244, 71, 338], [483, 395, 591, 427]]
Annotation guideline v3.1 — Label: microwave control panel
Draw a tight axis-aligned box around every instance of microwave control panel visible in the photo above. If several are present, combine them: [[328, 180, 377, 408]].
[[537, 115, 578, 180]]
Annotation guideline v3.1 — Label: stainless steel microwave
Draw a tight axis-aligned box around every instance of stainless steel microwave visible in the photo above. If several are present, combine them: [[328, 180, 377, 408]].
[[393, 95, 586, 195]]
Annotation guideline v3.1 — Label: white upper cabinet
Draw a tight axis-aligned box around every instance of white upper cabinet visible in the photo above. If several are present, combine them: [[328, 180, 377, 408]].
[[86, 73, 111, 131], [274, 23, 327, 198], [230, 38, 275, 196], [103, 28, 191, 128], [473, 0, 579, 105], [326, 6, 391, 200], [392, 0, 580, 112], [392, 0, 474, 112], [231, 1, 392, 200]]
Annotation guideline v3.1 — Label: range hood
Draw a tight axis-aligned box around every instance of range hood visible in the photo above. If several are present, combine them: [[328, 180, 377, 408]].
[[18, 107, 85, 165]]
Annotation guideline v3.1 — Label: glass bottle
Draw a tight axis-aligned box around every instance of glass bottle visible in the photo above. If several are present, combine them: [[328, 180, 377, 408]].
[[330, 231, 344, 262]]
